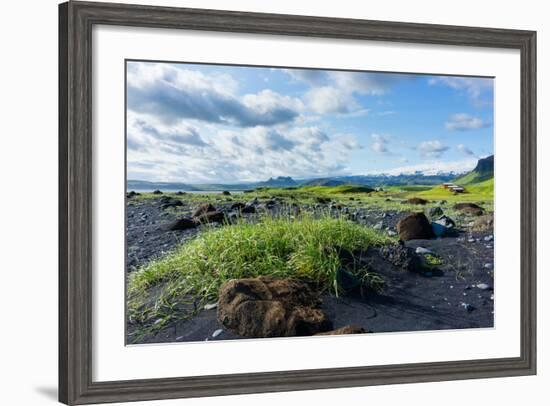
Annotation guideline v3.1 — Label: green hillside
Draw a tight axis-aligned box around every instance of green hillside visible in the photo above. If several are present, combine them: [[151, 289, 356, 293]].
[[413, 177, 493, 201], [300, 185, 374, 194], [454, 155, 494, 185]]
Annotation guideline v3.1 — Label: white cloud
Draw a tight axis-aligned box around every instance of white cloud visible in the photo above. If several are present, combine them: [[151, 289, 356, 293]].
[[304, 86, 354, 114], [284, 69, 327, 85], [127, 62, 303, 127], [416, 140, 450, 158], [329, 71, 412, 96], [285, 69, 415, 116], [375, 158, 478, 176], [445, 113, 491, 131], [457, 144, 476, 157], [290, 127, 330, 151], [242, 89, 304, 119], [370, 133, 391, 154], [127, 112, 362, 183], [429, 76, 493, 106]]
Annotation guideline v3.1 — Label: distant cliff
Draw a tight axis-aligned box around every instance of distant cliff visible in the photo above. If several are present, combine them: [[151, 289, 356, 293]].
[[454, 155, 494, 184]]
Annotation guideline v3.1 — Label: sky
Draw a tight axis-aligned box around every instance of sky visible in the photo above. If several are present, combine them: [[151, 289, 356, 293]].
[[126, 61, 494, 184]]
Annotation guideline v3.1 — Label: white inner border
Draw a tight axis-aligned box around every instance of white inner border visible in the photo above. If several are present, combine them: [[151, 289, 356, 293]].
[[92, 25, 521, 382]]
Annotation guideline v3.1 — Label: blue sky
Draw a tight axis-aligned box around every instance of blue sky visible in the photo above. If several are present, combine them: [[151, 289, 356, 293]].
[[126, 61, 493, 183]]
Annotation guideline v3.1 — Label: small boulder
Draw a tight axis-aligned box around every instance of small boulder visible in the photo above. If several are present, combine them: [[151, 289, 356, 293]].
[[472, 213, 494, 231], [426, 206, 444, 219], [461, 302, 476, 312], [192, 203, 216, 218], [415, 246, 433, 255], [230, 202, 246, 211], [396, 213, 435, 241], [379, 242, 420, 271], [315, 325, 367, 335], [453, 202, 484, 216], [163, 217, 197, 231], [316, 197, 331, 204], [432, 215, 456, 237], [217, 277, 332, 338], [160, 198, 183, 210], [152, 190, 163, 195], [373, 221, 384, 230], [222, 191, 231, 196], [242, 205, 256, 214], [246, 197, 259, 206], [195, 210, 226, 224], [126, 190, 140, 198], [404, 197, 429, 205]]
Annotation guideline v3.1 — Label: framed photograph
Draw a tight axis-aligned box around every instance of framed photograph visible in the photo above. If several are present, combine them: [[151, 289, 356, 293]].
[[59, 1, 536, 404]]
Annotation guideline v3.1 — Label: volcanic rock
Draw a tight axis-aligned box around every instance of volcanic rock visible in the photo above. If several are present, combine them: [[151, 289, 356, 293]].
[[396, 212, 435, 241], [217, 276, 332, 338]]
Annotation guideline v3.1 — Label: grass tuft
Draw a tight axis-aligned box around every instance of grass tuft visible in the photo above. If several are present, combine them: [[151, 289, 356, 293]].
[[128, 214, 395, 336]]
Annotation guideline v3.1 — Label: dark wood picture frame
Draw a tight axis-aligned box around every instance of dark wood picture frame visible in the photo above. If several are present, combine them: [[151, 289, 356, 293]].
[[59, 1, 537, 404]]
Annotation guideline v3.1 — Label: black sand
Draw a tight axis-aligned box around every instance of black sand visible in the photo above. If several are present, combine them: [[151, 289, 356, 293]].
[[128, 220, 494, 344]]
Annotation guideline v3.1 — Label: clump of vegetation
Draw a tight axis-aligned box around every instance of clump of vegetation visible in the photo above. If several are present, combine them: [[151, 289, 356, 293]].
[[423, 253, 443, 266], [128, 214, 395, 336]]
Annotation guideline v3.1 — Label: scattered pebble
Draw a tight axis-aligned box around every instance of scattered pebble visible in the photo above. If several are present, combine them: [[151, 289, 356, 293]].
[[484, 235, 494, 241], [175, 336, 184, 341], [461, 302, 475, 312], [204, 302, 218, 310], [484, 263, 494, 269], [212, 329, 223, 338], [415, 247, 433, 255], [467, 237, 475, 243], [476, 283, 492, 290]]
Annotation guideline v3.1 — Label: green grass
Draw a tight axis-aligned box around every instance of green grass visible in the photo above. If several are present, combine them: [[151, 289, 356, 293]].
[[130, 180, 493, 219], [128, 214, 395, 337], [465, 177, 494, 194], [454, 170, 493, 185], [396, 185, 434, 192], [424, 253, 443, 266], [412, 177, 493, 202], [300, 185, 374, 194]]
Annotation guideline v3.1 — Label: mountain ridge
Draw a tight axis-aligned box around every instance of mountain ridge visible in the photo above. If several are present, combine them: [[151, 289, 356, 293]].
[[454, 155, 494, 185]]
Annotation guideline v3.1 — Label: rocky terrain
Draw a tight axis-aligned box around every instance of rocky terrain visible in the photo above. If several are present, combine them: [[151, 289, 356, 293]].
[[126, 190, 494, 344]]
